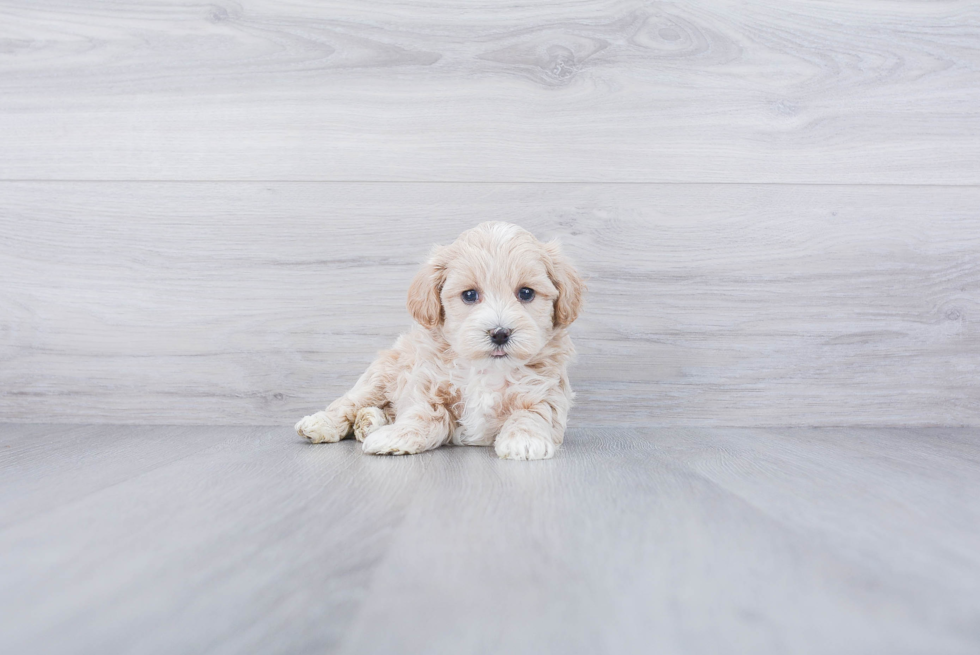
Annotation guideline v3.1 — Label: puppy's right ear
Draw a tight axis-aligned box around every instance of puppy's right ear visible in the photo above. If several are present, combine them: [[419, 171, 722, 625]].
[[407, 247, 448, 329]]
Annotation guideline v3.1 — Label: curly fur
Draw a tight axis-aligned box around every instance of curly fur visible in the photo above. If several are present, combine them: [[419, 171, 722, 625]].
[[295, 222, 584, 460]]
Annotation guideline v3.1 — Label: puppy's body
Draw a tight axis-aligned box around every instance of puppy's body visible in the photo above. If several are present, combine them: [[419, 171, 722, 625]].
[[296, 222, 583, 460]]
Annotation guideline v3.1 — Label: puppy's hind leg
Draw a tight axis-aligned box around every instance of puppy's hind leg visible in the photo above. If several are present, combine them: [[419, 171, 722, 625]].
[[353, 406, 389, 442], [295, 400, 354, 444], [296, 352, 392, 444]]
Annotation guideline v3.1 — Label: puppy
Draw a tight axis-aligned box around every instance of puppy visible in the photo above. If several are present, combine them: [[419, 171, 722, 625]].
[[294, 222, 584, 460]]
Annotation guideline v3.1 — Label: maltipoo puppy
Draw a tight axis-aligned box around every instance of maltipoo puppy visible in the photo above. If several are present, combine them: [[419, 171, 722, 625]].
[[295, 222, 584, 460]]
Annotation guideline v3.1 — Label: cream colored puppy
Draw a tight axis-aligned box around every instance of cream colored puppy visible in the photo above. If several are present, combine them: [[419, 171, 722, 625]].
[[295, 222, 584, 460]]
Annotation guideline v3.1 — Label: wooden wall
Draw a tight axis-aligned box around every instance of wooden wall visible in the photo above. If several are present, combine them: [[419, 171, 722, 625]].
[[1, 1, 978, 426]]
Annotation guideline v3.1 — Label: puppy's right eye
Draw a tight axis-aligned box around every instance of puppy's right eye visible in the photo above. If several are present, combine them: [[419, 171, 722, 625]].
[[461, 289, 479, 304]]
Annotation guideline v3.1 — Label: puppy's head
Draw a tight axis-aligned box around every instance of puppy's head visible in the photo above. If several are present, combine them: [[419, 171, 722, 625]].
[[407, 222, 584, 362]]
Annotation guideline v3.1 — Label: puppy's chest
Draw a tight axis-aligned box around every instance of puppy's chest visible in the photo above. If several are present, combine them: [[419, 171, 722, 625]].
[[450, 365, 519, 446]]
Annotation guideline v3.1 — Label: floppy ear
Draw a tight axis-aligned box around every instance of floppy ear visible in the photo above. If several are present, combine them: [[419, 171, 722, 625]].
[[407, 247, 448, 329], [544, 240, 585, 328]]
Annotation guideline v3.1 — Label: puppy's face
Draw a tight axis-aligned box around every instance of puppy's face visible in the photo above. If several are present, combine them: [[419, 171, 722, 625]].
[[408, 223, 584, 363]]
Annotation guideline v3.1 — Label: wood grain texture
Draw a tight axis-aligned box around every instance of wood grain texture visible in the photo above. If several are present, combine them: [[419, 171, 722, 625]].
[[1, 424, 978, 654], [1, 0, 978, 182], [1, 182, 977, 426], [0, 424, 245, 529], [0, 424, 430, 655], [342, 427, 980, 654]]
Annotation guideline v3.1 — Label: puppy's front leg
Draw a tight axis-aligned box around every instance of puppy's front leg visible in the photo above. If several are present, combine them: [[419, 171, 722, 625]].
[[362, 404, 451, 456], [495, 408, 562, 461]]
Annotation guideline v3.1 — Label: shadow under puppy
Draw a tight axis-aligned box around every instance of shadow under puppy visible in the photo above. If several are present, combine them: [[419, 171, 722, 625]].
[[295, 222, 585, 460]]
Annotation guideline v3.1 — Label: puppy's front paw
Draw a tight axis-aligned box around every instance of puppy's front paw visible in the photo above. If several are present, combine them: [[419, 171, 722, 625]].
[[354, 406, 388, 442], [362, 425, 429, 456], [294, 410, 350, 444], [495, 427, 557, 461]]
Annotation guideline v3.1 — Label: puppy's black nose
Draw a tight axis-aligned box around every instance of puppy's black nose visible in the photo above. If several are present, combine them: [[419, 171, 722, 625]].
[[490, 328, 511, 346]]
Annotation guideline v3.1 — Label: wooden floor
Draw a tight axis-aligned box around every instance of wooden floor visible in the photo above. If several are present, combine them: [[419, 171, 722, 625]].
[[2, 425, 978, 654]]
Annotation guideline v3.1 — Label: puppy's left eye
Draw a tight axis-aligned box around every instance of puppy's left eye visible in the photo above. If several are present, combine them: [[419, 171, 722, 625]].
[[518, 287, 535, 302]]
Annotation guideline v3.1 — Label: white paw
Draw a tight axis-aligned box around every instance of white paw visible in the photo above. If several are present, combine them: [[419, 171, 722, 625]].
[[294, 410, 350, 444], [354, 406, 388, 443], [494, 428, 557, 461], [362, 425, 430, 456]]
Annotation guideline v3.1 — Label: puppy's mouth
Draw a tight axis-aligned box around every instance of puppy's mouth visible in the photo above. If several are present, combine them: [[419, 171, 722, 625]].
[[490, 348, 508, 358]]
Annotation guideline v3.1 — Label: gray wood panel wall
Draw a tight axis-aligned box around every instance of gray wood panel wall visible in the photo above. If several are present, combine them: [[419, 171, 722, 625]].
[[1, 1, 978, 426]]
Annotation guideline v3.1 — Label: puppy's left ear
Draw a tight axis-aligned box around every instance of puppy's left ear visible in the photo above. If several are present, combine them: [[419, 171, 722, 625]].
[[407, 246, 448, 329], [544, 240, 585, 328]]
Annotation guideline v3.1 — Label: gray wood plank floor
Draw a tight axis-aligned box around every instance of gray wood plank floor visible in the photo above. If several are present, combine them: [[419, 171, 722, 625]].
[[2, 424, 978, 654]]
